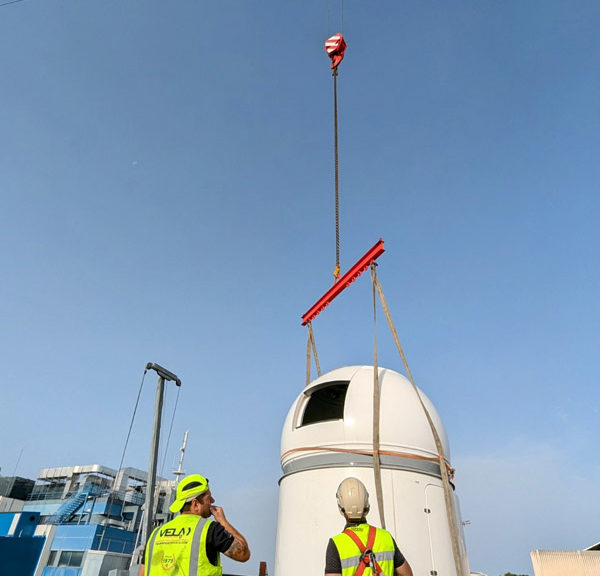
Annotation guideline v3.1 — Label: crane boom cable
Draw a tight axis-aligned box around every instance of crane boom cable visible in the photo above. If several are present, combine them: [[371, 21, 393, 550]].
[[334, 67, 341, 279], [324, 30, 346, 280]]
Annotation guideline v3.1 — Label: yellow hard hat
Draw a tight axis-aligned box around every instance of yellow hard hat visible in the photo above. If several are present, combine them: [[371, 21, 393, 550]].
[[169, 474, 210, 513]]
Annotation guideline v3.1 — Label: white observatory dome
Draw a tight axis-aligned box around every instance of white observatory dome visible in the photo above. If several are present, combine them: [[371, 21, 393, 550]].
[[281, 365, 450, 474]]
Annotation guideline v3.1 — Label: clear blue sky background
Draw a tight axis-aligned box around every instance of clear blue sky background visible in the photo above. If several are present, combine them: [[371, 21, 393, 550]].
[[1, 1, 599, 575]]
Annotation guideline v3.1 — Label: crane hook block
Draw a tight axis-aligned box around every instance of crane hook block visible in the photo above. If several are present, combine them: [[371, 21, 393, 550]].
[[325, 33, 347, 70]]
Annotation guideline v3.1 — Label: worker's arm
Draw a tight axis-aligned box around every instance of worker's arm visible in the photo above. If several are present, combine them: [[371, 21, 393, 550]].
[[325, 573, 342, 576], [137, 565, 144, 576], [211, 506, 251, 562], [395, 560, 413, 576]]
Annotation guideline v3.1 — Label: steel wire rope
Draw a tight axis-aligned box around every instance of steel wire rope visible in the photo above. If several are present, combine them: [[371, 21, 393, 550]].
[[327, 0, 344, 36], [334, 67, 341, 280], [327, 0, 343, 280], [99, 367, 148, 550]]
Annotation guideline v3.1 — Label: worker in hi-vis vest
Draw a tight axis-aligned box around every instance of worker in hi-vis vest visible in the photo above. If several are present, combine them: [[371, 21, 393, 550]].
[[325, 477, 413, 576], [139, 474, 250, 576]]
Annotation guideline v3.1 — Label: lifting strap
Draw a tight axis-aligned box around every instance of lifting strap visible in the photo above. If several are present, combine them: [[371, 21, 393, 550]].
[[371, 263, 385, 529], [282, 445, 454, 473], [305, 322, 322, 387], [343, 526, 382, 576], [370, 263, 467, 576]]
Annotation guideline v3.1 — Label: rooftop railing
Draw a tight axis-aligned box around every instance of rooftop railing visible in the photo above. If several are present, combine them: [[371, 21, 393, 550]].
[[27, 486, 147, 507]]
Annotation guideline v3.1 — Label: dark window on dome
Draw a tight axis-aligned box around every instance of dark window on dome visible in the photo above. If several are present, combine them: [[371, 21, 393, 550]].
[[300, 381, 349, 426]]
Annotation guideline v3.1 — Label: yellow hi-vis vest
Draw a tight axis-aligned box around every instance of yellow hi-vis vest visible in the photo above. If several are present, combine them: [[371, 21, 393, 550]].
[[144, 514, 222, 576], [332, 523, 396, 576]]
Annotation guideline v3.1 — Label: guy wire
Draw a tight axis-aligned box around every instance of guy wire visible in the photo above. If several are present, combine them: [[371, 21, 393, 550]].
[[99, 367, 148, 549]]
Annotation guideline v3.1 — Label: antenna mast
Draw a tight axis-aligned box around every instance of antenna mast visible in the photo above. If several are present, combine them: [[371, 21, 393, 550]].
[[173, 430, 189, 481]]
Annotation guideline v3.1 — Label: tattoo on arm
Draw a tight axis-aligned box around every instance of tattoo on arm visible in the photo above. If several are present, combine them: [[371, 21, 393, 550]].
[[225, 538, 249, 562]]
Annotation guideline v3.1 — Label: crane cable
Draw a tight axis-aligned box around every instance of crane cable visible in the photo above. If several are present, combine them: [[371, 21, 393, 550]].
[[328, 0, 344, 280], [327, 0, 345, 36], [370, 262, 467, 576], [333, 66, 341, 280]]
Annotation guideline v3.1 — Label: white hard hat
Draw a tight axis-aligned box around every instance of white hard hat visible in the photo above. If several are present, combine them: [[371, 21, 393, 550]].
[[336, 477, 370, 520]]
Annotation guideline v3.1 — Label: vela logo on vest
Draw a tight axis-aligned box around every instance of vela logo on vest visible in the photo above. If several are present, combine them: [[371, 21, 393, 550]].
[[160, 526, 192, 538]]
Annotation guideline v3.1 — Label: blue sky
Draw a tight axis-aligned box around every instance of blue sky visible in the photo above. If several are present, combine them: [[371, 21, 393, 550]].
[[1, 1, 599, 575]]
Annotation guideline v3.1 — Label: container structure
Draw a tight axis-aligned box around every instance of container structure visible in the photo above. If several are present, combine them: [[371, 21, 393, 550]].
[[274, 365, 470, 576]]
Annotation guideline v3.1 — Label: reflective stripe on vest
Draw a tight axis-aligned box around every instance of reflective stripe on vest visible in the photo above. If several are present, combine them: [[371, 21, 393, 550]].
[[332, 524, 396, 576], [145, 515, 222, 576], [340, 551, 395, 570]]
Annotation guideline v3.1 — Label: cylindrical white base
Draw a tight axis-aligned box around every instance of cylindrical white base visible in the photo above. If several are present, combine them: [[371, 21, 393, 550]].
[[274, 466, 468, 576]]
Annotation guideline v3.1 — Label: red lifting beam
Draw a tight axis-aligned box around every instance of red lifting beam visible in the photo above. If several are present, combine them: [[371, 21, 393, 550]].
[[301, 239, 385, 325]]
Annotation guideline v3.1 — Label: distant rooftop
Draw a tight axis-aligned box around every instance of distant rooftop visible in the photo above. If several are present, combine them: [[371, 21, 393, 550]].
[[38, 464, 154, 483], [0, 476, 35, 500]]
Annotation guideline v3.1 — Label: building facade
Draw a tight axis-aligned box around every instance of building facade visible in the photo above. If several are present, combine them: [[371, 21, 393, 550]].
[[0, 464, 174, 576]]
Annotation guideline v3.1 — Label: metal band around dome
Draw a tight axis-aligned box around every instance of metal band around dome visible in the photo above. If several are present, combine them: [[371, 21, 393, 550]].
[[280, 452, 442, 481]]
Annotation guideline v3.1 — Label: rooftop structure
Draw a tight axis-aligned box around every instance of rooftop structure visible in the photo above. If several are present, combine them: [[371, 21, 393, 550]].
[[1, 463, 175, 576], [531, 548, 600, 576]]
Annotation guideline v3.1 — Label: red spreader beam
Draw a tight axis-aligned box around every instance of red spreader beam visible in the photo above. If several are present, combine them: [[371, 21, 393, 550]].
[[301, 239, 385, 325]]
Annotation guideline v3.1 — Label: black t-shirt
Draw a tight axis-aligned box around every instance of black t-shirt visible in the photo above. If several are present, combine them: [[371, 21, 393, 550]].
[[324, 522, 406, 574], [143, 519, 234, 567], [205, 521, 235, 565]]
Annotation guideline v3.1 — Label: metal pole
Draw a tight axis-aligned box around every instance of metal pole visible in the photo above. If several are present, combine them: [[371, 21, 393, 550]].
[[142, 374, 165, 545]]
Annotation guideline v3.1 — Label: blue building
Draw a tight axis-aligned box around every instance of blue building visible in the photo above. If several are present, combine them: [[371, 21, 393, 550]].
[[0, 511, 46, 575], [0, 464, 174, 576]]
